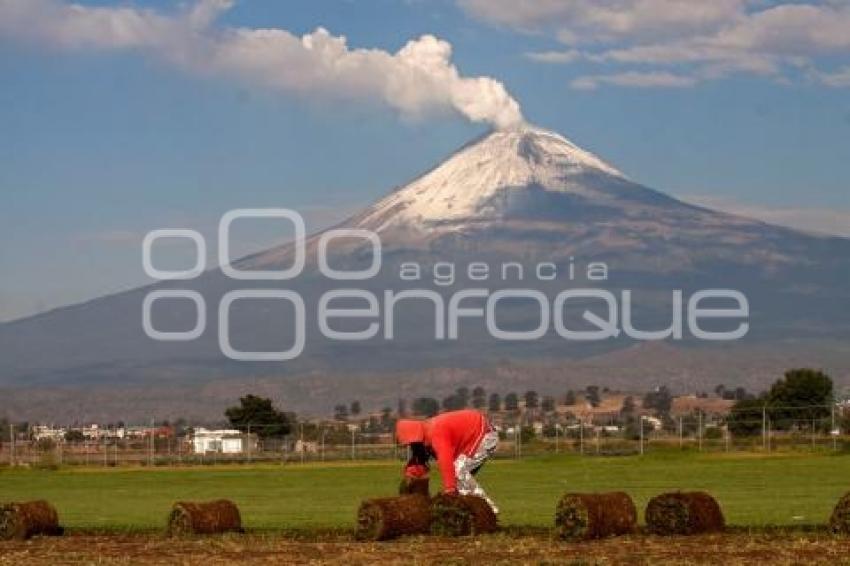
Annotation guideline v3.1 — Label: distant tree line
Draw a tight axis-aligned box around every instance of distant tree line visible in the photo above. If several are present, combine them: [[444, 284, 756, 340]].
[[726, 369, 834, 436]]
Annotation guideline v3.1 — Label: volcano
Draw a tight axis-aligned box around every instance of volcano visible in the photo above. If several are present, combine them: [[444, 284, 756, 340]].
[[1, 126, 848, 421]]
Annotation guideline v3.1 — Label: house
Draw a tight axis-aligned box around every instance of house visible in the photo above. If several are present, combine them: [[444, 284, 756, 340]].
[[32, 425, 67, 442], [294, 439, 318, 454], [191, 428, 257, 454], [643, 416, 663, 431]]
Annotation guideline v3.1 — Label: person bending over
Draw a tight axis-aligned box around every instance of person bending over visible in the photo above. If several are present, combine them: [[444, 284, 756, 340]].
[[395, 408, 499, 513]]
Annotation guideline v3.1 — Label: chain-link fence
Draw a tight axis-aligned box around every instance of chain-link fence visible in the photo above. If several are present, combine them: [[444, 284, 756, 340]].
[[1, 404, 848, 468]]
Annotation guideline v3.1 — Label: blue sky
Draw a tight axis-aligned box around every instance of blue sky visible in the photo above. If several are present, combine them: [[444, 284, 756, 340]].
[[1, 0, 849, 321]]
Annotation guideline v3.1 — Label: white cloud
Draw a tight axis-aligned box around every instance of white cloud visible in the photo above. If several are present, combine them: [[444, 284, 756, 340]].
[[459, 0, 850, 89], [525, 49, 581, 64], [813, 66, 850, 87], [0, 0, 524, 129], [571, 71, 697, 90], [459, 0, 747, 41]]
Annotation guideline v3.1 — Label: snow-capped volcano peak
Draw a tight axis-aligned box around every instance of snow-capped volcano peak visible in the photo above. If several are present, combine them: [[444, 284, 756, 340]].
[[355, 125, 628, 231]]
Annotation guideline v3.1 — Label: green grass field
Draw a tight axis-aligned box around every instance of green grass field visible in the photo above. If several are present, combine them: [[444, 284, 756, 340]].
[[1, 451, 849, 532]]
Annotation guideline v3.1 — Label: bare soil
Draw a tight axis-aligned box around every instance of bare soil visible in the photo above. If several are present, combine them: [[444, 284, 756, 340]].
[[2, 529, 850, 565]]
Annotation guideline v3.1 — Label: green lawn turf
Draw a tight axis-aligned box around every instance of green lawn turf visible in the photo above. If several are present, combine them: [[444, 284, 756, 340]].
[[1, 451, 849, 532]]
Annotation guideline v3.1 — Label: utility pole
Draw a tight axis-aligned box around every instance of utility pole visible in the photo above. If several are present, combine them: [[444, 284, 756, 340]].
[[300, 423, 305, 464]]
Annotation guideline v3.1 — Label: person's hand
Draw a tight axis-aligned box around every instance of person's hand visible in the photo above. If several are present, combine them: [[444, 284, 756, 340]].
[[442, 488, 459, 496]]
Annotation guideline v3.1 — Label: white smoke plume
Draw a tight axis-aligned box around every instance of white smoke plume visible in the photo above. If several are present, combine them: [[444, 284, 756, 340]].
[[0, 0, 524, 129]]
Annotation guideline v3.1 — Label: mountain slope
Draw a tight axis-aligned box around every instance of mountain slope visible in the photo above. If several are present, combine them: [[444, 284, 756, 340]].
[[0, 125, 848, 420]]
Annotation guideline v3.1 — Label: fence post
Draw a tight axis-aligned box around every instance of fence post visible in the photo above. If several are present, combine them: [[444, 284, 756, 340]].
[[833, 405, 837, 451], [10, 424, 15, 466], [762, 405, 767, 451], [678, 416, 683, 449], [351, 429, 356, 460], [516, 423, 522, 458], [698, 411, 703, 452], [579, 420, 584, 455], [554, 423, 559, 454], [639, 417, 644, 456], [812, 418, 817, 451], [767, 419, 771, 453]]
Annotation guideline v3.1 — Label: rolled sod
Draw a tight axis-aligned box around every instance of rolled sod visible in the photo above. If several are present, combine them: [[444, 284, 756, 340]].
[[356, 495, 433, 541], [645, 491, 725, 536], [430, 494, 498, 536], [398, 477, 430, 497], [0, 500, 63, 540], [167, 500, 243, 536], [555, 492, 637, 541], [829, 492, 850, 534]]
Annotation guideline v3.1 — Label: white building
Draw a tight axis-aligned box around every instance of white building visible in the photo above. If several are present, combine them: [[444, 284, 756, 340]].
[[192, 428, 256, 454], [32, 425, 67, 442]]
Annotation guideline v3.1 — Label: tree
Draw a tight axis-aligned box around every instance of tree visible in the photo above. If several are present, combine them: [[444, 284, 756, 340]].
[[504, 392, 519, 412], [766, 368, 833, 429], [334, 404, 349, 421], [734, 387, 751, 401], [0, 418, 8, 447], [443, 394, 465, 411], [726, 397, 766, 437], [524, 390, 539, 410], [442, 387, 471, 411], [350, 400, 362, 417], [585, 386, 601, 408], [456, 387, 470, 408], [397, 398, 408, 418], [564, 390, 576, 406], [488, 393, 502, 412], [541, 396, 555, 413], [472, 386, 487, 409], [643, 386, 673, 416], [225, 394, 293, 438], [620, 396, 636, 418], [380, 407, 394, 431], [412, 397, 439, 417], [64, 430, 85, 443]]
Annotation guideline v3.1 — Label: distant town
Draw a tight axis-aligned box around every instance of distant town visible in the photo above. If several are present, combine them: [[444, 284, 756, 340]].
[[2, 370, 849, 466]]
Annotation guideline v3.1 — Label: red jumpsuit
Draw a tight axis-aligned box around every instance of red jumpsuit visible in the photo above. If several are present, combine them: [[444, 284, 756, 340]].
[[396, 409, 492, 493]]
